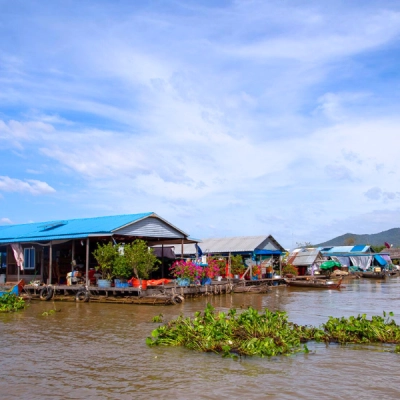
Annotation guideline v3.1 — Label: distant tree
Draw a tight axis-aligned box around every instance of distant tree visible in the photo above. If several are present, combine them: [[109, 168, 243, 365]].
[[371, 245, 386, 253], [296, 241, 313, 248], [344, 237, 355, 246]]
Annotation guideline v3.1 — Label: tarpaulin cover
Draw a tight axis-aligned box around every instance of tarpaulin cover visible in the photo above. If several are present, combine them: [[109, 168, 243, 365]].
[[374, 254, 387, 266], [336, 256, 350, 267], [349, 256, 372, 271], [319, 260, 341, 270]]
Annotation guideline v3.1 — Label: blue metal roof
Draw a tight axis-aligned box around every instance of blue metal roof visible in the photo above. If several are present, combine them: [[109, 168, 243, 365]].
[[0, 213, 153, 244], [320, 245, 371, 254]]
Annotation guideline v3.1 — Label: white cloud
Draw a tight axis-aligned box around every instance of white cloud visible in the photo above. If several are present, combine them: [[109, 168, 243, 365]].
[[1, 1, 400, 245], [0, 176, 56, 195], [0, 218, 13, 225]]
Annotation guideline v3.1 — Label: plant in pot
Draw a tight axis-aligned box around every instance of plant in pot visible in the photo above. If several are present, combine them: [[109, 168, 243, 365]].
[[230, 254, 245, 278], [169, 260, 202, 286], [201, 261, 220, 285], [124, 239, 160, 289], [112, 255, 132, 288], [92, 242, 118, 287], [207, 256, 226, 280], [282, 263, 298, 278]]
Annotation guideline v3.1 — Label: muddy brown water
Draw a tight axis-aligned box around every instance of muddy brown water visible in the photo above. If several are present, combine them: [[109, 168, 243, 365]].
[[1, 277, 400, 400]]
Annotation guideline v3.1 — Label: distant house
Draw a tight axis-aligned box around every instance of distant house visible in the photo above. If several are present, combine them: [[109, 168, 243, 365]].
[[174, 235, 285, 259], [288, 248, 325, 275], [0, 213, 195, 284], [319, 245, 388, 271], [380, 248, 400, 265]]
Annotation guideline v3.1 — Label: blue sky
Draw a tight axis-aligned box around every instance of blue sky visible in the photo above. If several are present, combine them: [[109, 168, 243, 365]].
[[1, 0, 400, 248]]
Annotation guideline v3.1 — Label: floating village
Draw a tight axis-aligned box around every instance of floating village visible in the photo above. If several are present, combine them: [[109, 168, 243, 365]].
[[0, 212, 399, 305]]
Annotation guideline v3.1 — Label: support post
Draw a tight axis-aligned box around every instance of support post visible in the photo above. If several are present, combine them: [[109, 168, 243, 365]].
[[17, 254, 20, 282], [161, 244, 164, 278], [181, 239, 184, 260], [279, 255, 282, 277], [71, 240, 75, 272], [49, 242, 53, 284], [41, 248, 44, 281], [85, 238, 90, 286]]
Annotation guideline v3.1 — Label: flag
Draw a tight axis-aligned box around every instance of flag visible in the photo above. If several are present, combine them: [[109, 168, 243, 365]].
[[195, 243, 203, 257], [384, 242, 391, 249]]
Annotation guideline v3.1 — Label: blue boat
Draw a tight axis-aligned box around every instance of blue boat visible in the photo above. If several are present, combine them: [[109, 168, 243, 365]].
[[0, 280, 24, 297]]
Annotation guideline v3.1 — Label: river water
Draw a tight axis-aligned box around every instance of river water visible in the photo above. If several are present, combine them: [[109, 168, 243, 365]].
[[1, 277, 400, 400]]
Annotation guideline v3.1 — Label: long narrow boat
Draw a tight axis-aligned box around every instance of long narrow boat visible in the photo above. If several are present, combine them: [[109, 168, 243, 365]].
[[285, 277, 343, 289], [361, 271, 387, 279], [233, 284, 270, 294]]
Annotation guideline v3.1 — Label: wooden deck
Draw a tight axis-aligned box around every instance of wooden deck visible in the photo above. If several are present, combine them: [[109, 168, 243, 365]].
[[22, 277, 286, 305]]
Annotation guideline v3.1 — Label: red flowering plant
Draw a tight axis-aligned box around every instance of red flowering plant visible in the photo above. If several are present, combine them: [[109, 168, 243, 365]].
[[169, 260, 202, 281], [203, 259, 221, 278], [207, 256, 226, 277]]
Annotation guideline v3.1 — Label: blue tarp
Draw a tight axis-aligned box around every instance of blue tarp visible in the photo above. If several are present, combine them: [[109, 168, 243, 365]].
[[253, 249, 282, 255], [374, 254, 387, 266]]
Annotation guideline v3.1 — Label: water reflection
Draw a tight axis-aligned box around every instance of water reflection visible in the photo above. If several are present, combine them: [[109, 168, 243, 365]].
[[1, 277, 400, 399]]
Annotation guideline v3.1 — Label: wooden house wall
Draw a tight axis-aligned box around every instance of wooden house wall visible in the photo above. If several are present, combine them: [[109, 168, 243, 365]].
[[114, 217, 185, 239]]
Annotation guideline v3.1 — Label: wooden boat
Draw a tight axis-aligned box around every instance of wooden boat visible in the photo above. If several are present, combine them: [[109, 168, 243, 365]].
[[0, 280, 25, 297], [233, 284, 270, 294], [285, 277, 343, 289], [361, 271, 387, 279]]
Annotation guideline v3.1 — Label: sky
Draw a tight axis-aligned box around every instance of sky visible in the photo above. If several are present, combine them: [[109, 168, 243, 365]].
[[1, 0, 400, 249]]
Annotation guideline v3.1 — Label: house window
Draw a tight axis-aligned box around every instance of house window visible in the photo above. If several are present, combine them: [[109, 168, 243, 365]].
[[24, 248, 36, 270]]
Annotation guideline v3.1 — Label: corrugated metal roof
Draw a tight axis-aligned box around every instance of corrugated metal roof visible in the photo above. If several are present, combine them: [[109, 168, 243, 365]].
[[0, 213, 154, 244], [202, 236, 266, 253], [291, 249, 323, 266], [380, 248, 400, 258], [174, 235, 284, 255], [320, 245, 371, 253]]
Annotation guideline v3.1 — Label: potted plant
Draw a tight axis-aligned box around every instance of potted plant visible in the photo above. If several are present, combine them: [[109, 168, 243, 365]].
[[201, 261, 220, 285], [230, 254, 245, 278], [266, 265, 274, 279], [92, 242, 118, 287], [124, 239, 160, 289], [112, 255, 132, 287], [207, 256, 226, 280], [282, 263, 298, 278], [169, 260, 202, 286], [252, 265, 261, 280]]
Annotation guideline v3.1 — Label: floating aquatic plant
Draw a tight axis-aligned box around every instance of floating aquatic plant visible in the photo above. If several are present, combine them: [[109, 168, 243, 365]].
[[147, 304, 400, 358], [0, 294, 26, 313]]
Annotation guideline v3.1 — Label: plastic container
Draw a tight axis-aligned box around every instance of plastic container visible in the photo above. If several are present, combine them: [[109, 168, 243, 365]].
[[97, 279, 111, 288]]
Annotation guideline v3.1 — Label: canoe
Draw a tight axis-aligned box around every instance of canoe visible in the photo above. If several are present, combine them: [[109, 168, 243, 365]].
[[361, 272, 387, 279], [0, 280, 25, 297], [285, 277, 343, 289], [233, 285, 270, 294]]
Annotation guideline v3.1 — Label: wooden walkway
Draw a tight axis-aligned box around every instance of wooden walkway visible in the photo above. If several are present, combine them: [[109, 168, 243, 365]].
[[22, 277, 286, 305]]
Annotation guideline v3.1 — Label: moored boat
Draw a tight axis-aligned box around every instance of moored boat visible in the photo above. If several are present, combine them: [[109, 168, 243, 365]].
[[233, 284, 270, 294], [285, 277, 343, 289], [361, 267, 388, 279], [361, 271, 387, 279], [0, 280, 25, 297]]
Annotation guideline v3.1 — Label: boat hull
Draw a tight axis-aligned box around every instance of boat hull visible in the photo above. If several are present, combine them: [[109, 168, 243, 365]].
[[361, 272, 387, 279], [285, 278, 342, 289]]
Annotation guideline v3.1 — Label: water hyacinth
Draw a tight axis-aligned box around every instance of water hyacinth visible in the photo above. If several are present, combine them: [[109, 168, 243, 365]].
[[147, 304, 400, 358], [0, 294, 26, 313]]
